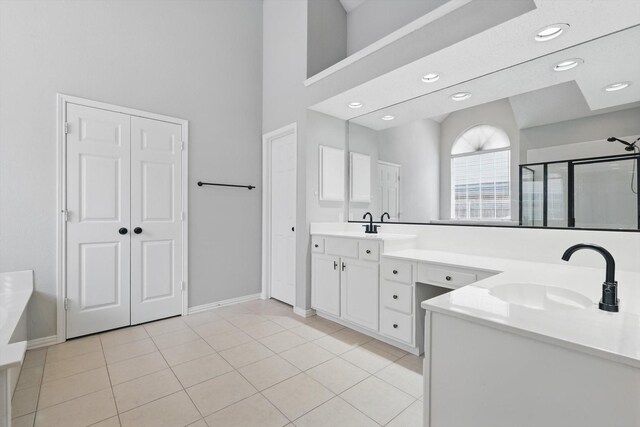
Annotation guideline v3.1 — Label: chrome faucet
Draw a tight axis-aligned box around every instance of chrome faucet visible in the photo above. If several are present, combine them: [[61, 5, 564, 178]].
[[561, 243, 619, 312], [362, 212, 379, 234], [381, 212, 391, 222]]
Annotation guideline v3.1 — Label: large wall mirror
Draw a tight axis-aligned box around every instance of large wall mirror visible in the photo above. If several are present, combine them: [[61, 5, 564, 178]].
[[346, 26, 640, 231]]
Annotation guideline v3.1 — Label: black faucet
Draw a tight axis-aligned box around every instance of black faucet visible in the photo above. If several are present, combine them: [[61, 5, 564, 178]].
[[561, 243, 619, 312], [362, 212, 379, 234], [381, 212, 391, 222]]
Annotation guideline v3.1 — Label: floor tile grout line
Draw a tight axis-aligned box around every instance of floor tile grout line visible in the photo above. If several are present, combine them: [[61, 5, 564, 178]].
[[382, 397, 420, 427], [14, 347, 46, 426], [266, 371, 338, 425], [150, 330, 218, 426], [32, 347, 50, 416], [336, 373, 418, 425], [99, 337, 123, 427]]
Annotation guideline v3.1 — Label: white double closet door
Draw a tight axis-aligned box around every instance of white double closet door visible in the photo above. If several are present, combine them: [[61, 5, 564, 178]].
[[65, 103, 183, 338]]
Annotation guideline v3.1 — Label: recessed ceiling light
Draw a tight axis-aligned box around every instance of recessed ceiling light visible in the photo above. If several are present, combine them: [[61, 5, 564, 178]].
[[604, 81, 632, 92], [381, 115, 395, 121], [421, 73, 440, 83], [348, 102, 363, 109], [553, 58, 583, 71], [451, 92, 471, 101], [535, 23, 569, 42]]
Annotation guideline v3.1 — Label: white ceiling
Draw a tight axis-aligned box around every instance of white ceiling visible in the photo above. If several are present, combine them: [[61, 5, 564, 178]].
[[310, 0, 640, 128], [349, 25, 640, 130], [339, 0, 367, 13]]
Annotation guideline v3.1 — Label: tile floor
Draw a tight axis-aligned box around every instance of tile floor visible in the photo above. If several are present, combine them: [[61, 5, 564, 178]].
[[11, 299, 424, 427]]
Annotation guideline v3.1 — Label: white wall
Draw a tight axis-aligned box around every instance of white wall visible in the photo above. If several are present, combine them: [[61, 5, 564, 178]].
[[440, 99, 521, 220], [307, 0, 347, 77], [348, 123, 380, 220], [306, 111, 348, 223], [263, 0, 312, 309], [346, 0, 448, 54], [0, 0, 263, 340], [378, 118, 440, 222], [520, 107, 640, 155]]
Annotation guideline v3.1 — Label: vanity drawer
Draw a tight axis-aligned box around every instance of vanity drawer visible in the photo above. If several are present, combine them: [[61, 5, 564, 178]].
[[359, 241, 379, 262], [311, 236, 325, 254], [382, 259, 413, 284], [418, 264, 477, 288], [380, 308, 413, 345], [325, 238, 359, 259], [381, 280, 412, 315]]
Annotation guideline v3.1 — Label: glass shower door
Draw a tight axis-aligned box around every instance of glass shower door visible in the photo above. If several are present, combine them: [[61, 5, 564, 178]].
[[573, 157, 638, 229]]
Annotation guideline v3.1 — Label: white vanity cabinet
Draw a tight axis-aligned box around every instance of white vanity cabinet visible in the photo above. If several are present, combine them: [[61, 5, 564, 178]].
[[341, 258, 379, 331], [311, 254, 341, 317], [310, 233, 496, 354], [311, 235, 380, 332]]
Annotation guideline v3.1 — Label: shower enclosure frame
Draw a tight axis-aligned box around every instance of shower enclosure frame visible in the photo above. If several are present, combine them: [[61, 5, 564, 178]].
[[519, 152, 640, 229]]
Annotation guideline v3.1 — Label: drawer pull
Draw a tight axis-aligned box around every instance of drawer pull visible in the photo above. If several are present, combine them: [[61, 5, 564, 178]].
[[393, 270, 398, 275], [392, 294, 398, 299], [393, 324, 398, 329], [366, 249, 371, 254], [446, 275, 452, 281], [314, 244, 319, 248]]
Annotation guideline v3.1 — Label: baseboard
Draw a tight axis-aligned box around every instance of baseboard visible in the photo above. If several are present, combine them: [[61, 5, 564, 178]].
[[27, 335, 58, 350], [293, 307, 316, 318], [188, 293, 262, 315]]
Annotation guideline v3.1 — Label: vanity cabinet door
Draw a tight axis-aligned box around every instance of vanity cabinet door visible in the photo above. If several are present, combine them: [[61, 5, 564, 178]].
[[340, 259, 379, 331], [312, 254, 341, 317]]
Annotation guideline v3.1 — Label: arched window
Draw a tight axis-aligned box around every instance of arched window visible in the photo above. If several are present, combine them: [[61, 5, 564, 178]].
[[451, 125, 511, 220]]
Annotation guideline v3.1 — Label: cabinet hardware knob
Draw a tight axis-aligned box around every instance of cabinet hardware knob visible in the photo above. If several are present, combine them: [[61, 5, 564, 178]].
[[334, 261, 338, 270], [314, 244, 319, 248], [134, 227, 142, 234], [118, 227, 128, 235], [291, 227, 295, 232], [393, 324, 398, 328], [392, 295, 398, 299], [393, 270, 398, 274], [446, 275, 452, 281], [342, 262, 346, 271], [366, 249, 371, 254]]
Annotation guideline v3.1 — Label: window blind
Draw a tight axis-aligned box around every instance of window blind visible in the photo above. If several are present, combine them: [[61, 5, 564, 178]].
[[451, 150, 511, 220]]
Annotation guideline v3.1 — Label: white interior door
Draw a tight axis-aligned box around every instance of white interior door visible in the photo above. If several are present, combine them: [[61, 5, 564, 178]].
[[378, 162, 400, 220], [270, 130, 297, 305], [130, 116, 183, 324], [66, 104, 131, 338]]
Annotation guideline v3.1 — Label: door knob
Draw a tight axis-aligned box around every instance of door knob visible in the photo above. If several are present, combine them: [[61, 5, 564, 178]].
[[118, 227, 128, 235], [134, 227, 143, 234]]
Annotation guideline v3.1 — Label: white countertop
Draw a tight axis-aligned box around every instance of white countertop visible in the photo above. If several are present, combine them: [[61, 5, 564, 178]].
[[0, 270, 33, 369], [384, 249, 640, 369], [311, 230, 417, 242]]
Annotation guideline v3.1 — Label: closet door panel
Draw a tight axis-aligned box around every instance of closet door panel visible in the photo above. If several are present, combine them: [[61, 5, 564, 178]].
[[130, 116, 183, 324], [66, 103, 131, 338]]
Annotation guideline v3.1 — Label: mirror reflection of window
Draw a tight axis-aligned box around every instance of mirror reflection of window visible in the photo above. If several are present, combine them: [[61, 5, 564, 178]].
[[450, 125, 511, 220]]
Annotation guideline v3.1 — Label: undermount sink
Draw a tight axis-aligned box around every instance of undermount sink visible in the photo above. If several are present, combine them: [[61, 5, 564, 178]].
[[489, 283, 593, 311]]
